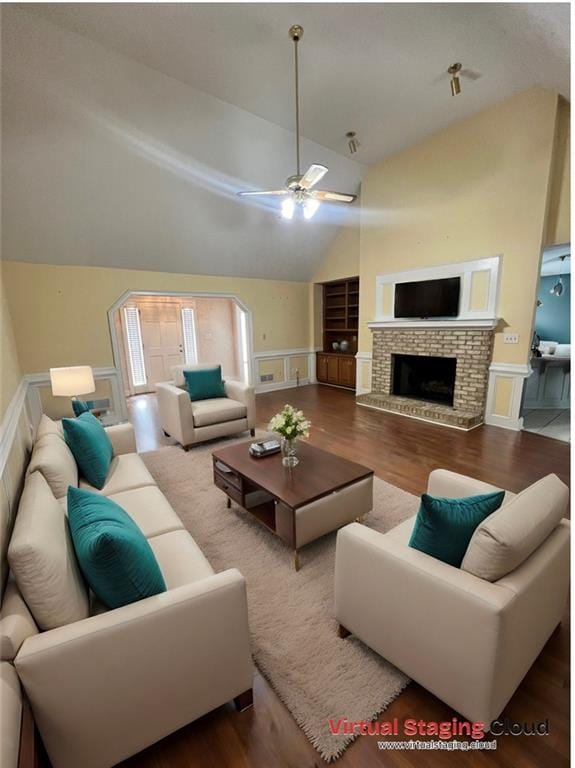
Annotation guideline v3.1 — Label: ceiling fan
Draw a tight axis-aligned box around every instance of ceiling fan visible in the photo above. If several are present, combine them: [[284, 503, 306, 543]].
[[237, 25, 357, 220]]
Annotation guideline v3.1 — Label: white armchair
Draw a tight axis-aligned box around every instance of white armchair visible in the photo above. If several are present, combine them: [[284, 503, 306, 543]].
[[335, 469, 570, 725], [156, 365, 256, 449]]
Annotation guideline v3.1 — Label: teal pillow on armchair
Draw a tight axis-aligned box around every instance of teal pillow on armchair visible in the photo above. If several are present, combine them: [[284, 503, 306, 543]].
[[408, 491, 505, 567], [183, 366, 226, 401], [72, 399, 91, 417], [67, 487, 166, 609], [63, 412, 113, 489]]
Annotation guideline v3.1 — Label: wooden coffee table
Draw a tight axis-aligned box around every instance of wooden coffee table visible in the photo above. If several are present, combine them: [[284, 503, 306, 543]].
[[212, 440, 374, 570]]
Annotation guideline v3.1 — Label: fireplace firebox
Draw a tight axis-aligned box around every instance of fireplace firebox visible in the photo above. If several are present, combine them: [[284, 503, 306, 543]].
[[392, 354, 456, 407]]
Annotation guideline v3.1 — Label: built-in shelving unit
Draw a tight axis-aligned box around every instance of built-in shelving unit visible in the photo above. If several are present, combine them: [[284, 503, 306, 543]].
[[317, 276, 359, 390]]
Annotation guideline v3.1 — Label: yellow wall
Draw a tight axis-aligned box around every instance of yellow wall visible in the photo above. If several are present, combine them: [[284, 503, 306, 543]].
[[358, 87, 560, 365], [0, 264, 22, 419], [546, 98, 570, 246], [312, 224, 360, 284], [2, 262, 310, 374], [311, 223, 360, 350]]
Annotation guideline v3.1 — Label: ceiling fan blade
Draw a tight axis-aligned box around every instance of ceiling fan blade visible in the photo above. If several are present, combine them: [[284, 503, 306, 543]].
[[309, 189, 356, 203], [237, 189, 289, 197], [299, 164, 328, 190]]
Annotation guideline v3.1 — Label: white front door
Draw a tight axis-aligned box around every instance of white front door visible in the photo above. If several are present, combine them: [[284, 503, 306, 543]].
[[140, 302, 185, 390]]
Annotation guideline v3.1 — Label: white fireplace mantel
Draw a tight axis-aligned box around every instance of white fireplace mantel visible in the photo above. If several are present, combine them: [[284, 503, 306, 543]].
[[368, 318, 500, 330]]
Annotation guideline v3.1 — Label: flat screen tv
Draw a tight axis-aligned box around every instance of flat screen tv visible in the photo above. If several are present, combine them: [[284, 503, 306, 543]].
[[394, 277, 460, 319]]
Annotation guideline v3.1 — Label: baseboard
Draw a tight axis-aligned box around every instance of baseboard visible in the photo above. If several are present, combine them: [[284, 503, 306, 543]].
[[255, 378, 310, 394], [484, 414, 524, 431]]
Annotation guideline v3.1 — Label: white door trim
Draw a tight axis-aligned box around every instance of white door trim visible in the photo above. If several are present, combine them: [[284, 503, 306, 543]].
[[107, 290, 256, 403]]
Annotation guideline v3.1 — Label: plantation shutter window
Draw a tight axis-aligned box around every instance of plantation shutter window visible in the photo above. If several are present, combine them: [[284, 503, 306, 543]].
[[181, 307, 198, 365], [124, 306, 147, 387]]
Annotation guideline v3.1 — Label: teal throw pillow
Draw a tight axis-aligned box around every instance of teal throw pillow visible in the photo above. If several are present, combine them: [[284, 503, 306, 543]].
[[67, 486, 166, 609], [63, 412, 113, 489], [72, 399, 90, 417], [408, 490, 505, 567], [184, 366, 226, 401]]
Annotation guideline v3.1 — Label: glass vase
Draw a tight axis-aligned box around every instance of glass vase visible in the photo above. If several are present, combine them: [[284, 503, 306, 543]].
[[281, 437, 299, 467]]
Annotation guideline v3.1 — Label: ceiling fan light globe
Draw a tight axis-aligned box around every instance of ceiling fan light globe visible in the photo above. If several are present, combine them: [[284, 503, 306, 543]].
[[303, 198, 320, 220], [281, 198, 295, 220]]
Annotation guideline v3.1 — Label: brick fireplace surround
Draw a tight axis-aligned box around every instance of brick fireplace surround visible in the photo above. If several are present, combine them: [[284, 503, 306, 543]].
[[357, 327, 495, 429]]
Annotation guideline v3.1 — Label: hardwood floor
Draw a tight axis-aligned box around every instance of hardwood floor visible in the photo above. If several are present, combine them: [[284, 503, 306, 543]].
[[117, 385, 570, 768]]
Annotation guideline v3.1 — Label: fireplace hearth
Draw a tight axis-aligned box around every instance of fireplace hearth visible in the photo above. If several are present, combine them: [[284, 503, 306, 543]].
[[392, 354, 456, 407]]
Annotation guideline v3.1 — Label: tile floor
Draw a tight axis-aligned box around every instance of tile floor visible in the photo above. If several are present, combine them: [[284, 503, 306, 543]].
[[522, 408, 571, 442]]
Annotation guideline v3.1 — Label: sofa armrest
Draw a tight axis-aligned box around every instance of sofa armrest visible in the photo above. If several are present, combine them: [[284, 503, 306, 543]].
[[15, 570, 253, 768], [156, 381, 194, 446], [427, 468, 509, 499], [224, 380, 256, 428], [335, 523, 514, 723], [104, 423, 137, 456]]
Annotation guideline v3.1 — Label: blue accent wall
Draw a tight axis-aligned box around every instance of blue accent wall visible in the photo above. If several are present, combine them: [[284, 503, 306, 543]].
[[535, 274, 571, 343]]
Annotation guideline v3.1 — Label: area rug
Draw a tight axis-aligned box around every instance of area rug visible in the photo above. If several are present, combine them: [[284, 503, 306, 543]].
[[142, 436, 419, 761]]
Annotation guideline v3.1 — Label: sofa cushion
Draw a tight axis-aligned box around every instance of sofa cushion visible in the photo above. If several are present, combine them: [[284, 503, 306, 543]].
[[191, 397, 247, 428], [184, 366, 226, 401], [0, 579, 38, 662], [0, 661, 21, 768], [63, 413, 114, 490], [35, 414, 63, 441], [8, 473, 89, 630], [67, 487, 166, 609], [80, 453, 157, 496], [27, 432, 78, 500], [461, 474, 568, 582], [409, 491, 505, 567], [148, 530, 214, 589], [104, 487, 184, 539]]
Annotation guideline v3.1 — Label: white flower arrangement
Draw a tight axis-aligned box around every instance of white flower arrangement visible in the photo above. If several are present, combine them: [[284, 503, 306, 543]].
[[268, 404, 311, 440]]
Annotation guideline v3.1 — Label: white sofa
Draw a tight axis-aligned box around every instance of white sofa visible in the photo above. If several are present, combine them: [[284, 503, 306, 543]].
[[2, 416, 253, 768], [156, 364, 256, 450], [335, 469, 570, 726]]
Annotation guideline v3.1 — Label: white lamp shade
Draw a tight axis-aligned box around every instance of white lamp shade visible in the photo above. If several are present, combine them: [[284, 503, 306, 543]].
[[50, 366, 95, 397]]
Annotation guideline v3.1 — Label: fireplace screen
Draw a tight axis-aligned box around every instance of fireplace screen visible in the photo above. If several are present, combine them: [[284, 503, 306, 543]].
[[392, 354, 456, 406]]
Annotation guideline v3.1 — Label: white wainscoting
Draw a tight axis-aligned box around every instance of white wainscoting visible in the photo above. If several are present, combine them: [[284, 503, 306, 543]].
[[355, 352, 373, 395], [0, 380, 34, 540], [485, 362, 532, 431], [0, 367, 127, 535], [252, 348, 317, 394], [25, 367, 127, 427]]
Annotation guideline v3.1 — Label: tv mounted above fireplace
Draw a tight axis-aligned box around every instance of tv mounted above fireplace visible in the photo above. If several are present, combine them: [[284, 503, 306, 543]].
[[394, 277, 460, 319]]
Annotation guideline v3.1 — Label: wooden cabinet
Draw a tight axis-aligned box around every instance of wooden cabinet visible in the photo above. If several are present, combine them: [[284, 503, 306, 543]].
[[316, 352, 356, 390]]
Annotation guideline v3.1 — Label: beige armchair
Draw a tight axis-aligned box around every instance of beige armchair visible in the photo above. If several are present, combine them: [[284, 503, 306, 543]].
[[156, 365, 256, 450], [335, 469, 570, 726]]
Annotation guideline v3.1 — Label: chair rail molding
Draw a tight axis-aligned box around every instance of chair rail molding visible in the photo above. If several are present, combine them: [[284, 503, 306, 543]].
[[485, 362, 532, 431]]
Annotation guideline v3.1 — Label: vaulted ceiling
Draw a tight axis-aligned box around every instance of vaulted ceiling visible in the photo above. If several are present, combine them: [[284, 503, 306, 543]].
[[2, 4, 570, 281]]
